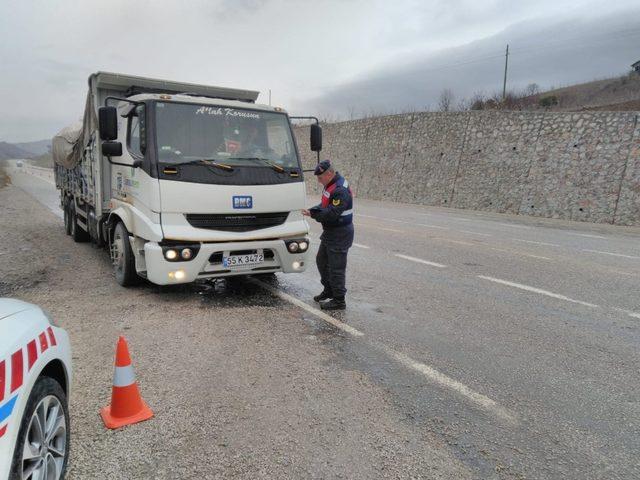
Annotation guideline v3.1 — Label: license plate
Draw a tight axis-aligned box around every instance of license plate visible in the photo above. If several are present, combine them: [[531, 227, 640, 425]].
[[223, 253, 264, 269]]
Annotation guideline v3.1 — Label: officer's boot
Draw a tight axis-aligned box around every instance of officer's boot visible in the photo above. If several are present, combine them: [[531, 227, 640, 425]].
[[313, 290, 332, 302], [320, 297, 346, 310]]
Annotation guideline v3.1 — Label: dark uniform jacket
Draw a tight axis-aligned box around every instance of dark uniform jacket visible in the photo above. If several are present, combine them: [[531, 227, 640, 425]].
[[309, 172, 354, 249]]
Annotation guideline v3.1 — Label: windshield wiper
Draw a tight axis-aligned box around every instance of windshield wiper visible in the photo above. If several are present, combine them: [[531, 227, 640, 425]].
[[170, 159, 234, 171], [229, 157, 285, 173]]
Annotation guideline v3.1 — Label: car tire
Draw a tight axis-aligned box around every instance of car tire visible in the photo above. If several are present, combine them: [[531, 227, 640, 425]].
[[10, 376, 70, 480], [112, 222, 139, 287], [70, 203, 89, 243]]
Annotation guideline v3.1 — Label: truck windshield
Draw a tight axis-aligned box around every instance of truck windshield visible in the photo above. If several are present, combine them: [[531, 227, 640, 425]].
[[155, 102, 299, 169]]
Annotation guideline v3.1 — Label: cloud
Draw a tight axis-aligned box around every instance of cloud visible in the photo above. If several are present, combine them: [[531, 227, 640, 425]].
[[299, 7, 640, 118], [0, 0, 638, 140]]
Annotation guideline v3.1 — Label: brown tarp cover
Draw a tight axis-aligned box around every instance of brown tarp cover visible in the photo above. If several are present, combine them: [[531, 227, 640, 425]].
[[52, 91, 97, 168]]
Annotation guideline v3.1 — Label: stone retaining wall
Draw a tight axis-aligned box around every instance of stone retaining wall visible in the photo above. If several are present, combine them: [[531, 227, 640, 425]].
[[294, 111, 640, 225]]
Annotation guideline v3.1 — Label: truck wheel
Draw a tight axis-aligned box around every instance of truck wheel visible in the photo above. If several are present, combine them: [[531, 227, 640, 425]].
[[10, 376, 70, 480], [70, 203, 89, 243], [63, 203, 72, 235], [112, 222, 139, 287]]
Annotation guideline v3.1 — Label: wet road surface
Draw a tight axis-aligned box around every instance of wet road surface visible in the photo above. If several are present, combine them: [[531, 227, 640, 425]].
[[3, 163, 640, 479]]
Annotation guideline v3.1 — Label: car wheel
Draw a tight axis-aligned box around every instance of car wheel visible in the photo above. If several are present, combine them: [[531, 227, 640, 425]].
[[70, 203, 89, 243], [10, 376, 70, 480], [111, 222, 139, 287]]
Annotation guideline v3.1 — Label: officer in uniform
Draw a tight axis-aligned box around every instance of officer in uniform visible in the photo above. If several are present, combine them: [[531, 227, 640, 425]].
[[302, 160, 354, 310]]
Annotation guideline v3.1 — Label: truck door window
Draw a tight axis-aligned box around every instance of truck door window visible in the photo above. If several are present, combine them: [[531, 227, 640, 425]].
[[127, 105, 145, 158]]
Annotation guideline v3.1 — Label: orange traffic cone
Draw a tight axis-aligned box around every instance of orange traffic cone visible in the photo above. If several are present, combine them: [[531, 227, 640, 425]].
[[100, 336, 154, 429]]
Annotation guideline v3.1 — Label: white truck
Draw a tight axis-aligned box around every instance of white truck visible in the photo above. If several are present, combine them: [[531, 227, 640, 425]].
[[54, 72, 322, 286]]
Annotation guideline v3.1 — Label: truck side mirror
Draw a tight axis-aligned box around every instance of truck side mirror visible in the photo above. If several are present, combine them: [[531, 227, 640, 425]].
[[310, 124, 322, 152], [99, 106, 118, 141], [102, 141, 122, 157]]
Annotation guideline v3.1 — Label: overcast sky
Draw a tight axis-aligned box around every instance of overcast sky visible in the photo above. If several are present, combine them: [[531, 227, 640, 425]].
[[1, 0, 639, 142]]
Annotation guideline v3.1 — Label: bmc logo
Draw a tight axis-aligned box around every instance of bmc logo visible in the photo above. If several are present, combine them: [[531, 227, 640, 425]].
[[233, 196, 253, 209]]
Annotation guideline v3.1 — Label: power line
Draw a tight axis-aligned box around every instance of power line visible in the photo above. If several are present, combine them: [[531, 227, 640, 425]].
[[414, 27, 640, 76]]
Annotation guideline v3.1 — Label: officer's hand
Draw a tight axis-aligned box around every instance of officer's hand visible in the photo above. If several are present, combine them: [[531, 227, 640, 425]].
[[301, 209, 311, 217]]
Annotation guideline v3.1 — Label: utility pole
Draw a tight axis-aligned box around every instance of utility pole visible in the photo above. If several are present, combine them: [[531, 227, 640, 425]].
[[502, 44, 509, 101]]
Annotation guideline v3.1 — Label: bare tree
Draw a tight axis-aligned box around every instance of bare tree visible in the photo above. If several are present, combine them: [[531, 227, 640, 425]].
[[469, 92, 487, 110], [437, 89, 455, 112], [457, 97, 470, 111], [524, 83, 540, 97]]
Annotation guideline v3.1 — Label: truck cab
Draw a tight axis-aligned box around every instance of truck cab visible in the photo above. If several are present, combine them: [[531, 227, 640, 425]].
[[55, 72, 322, 286]]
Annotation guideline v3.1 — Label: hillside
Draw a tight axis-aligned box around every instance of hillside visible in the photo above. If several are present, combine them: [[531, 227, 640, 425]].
[[14, 139, 51, 156], [0, 141, 31, 160], [0, 138, 51, 161], [530, 73, 640, 111], [466, 72, 640, 112]]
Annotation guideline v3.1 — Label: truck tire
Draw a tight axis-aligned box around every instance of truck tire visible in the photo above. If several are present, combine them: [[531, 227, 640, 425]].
[[10, 376, 70, 480], [112, 222, 139, 287], [63, 202, 72, 236], [70, 203, 89, 243]]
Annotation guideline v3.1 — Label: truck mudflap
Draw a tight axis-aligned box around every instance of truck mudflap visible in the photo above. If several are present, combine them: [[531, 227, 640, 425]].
[[142, 238, 310, 285]]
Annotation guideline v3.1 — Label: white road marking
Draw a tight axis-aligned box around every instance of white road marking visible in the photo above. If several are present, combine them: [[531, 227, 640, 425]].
[[614, 308, 640, 320], [382, 346, 516, 423], [435, 238, 476, 246], [582, 249, 640, 260], [352, 243, 370, 249], [353, 222, 404, 234], [416, 223, 450, 230], [488, 247, 551, 261], [478, 275, 599, 308], [457, 230, 492, 237], [512, 239, 561, 247], [251, 278, 364, 337], [570, 233, 607, 239], [257, 277, 514, 422], [357, 214, 449, 230], [522, 253, 552, 260], [394, 254, 447, 268], [497, 223, 530, 229]]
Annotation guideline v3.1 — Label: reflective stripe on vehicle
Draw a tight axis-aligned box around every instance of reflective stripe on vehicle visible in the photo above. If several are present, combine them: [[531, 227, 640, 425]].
[[0, 360, 4, 402], [39, 331, 49, 353], [27, 340, 38, 370], [47, 327, 57, 346], [10, 350, 23, 393], [0, 394, 17, 423], [0, 327, 59, 438]]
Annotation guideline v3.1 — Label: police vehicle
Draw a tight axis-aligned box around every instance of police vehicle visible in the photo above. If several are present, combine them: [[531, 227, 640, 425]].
[[0, 299, 72, 480]]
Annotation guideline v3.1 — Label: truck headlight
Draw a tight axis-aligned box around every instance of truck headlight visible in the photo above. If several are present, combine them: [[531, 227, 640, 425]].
[[161, 244, 200, 261], [285, 239, 309, 254]]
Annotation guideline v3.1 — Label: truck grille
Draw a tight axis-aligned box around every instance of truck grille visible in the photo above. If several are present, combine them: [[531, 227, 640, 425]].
[[185, 212, 289, 232]]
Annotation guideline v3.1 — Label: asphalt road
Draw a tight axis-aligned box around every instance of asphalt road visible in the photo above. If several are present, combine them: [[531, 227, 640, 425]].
[[2, 163, 639, 479]]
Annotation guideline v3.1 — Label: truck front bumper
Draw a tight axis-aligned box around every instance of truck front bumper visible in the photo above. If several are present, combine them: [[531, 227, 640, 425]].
[[143, 238, 311, 285]]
